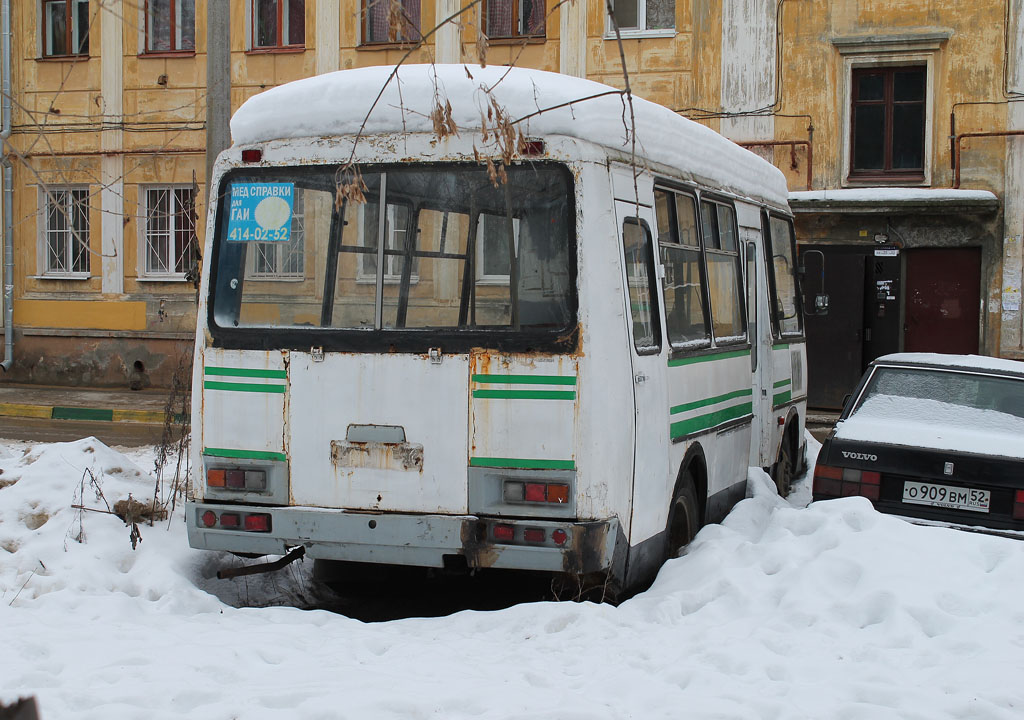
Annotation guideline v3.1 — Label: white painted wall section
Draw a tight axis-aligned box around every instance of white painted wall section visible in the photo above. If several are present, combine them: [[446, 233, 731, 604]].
[[100, 3, 123, 295], [720, 0, 775, 142], [1001, 0, 1024, 351]]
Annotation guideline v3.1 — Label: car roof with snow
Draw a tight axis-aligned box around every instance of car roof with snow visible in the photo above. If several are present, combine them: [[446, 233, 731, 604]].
[[228, 64, 790, 209], [871, 352, 1024, 378]]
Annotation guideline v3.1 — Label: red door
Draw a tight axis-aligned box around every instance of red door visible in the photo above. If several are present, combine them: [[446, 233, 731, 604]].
[[904, 248, 980, 354]]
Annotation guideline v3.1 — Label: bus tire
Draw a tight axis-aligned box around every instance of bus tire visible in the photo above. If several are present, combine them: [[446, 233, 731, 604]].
[[666, 471, 701, 559], [772, 431, 794, 498]]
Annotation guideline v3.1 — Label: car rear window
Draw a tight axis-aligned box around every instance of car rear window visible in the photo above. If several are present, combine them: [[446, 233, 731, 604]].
[[852, 366, 1024, 424]]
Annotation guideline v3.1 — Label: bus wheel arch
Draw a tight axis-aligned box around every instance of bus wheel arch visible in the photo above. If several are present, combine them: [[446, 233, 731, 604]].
[[771, 409, 802, 497], [666, 445, 708, 558]]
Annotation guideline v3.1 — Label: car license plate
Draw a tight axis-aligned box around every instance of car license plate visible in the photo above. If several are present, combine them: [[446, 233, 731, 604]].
[[902, 481, 990, 513]]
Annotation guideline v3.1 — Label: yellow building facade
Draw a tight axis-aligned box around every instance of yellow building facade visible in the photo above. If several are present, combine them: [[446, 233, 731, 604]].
[[1, 0, 1021, 396]]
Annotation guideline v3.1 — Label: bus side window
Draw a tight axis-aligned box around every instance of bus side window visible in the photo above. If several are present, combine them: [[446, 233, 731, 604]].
[[655, 189, 710, 347], [700, 200, 746, 343], [622, 218, 662, 353]]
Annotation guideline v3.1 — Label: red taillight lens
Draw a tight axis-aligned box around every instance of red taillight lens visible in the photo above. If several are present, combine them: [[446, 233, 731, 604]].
[[524, 483, 546, 502], [520, 139, 545, 155], [1013, 491, 1024, 520], [207, 469, 226, 488], [219, 513, 240, 528], [226, 470, 246, 489], [244, 514, 271, 532], [523, 528, 546, 543], [493, 524, 514, 541], [201, 510, 217, 527], [814, 464, 881, 502], [241, 148, 262, 163], [547, 484, 569, 504], [551, 529, 568, 546]]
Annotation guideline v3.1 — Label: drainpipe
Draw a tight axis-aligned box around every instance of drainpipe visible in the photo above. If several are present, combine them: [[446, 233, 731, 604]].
[[0, 0, 12, 371]]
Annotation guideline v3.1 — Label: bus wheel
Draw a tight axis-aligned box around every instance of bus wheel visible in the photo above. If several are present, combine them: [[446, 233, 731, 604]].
[[772, 436, 794, 498], [666, 473, 701, 559]]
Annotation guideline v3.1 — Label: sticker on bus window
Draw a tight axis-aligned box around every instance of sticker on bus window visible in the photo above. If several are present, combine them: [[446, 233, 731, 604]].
[[227, 182, 294, 242]]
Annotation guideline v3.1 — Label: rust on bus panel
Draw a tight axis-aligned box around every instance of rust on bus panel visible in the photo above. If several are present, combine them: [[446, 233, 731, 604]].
[[330, 439, 424, 472], [459, 519, 501, 568]]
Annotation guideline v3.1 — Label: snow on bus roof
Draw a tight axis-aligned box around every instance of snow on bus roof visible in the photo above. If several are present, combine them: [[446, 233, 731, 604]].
[[230, 64, 790, 207]]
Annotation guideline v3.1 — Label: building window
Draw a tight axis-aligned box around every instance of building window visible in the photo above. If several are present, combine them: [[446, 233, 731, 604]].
[[145, 0, 195, 53], [248, 189, 305, 279], [252, 0, 304, 49], [700, 199, 745, 343], [42, 0, 89, 57], [142, 187, 198, 277], [850, 66, 925, 179], [476, 213, 517, 283], [484, 0, 545, 39], [363, 0, 421, 44], [359, 201, 417, 281], [42, 187, 90, 275], [608, 0, 673, 33]]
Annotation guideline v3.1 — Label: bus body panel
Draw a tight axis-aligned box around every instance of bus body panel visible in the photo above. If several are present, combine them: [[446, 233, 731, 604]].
[[287, 350, 471, 513], [201, 348, 287, 461]]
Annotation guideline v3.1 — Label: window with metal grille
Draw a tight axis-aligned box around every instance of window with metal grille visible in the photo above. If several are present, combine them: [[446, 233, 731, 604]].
[[145, 0, 195, 53], [483, 0, 545, 39], [42, 0, 90, 57], [248, 189, 305, 279], [363, 0, 421, 44], [850, 66, 925, 179], [252, 0, 305, 49], [608, 0, 674, 33], [43, 187, 90, 275], [143, 187, 198, 277]]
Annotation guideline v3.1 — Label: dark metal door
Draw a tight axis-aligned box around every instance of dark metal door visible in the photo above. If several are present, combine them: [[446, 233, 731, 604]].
[[803, 247, 867, 409], [904, 248, 981, 354]]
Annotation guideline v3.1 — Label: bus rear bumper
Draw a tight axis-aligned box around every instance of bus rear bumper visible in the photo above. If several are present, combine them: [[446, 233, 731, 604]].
[[186, 502, 622, 575]]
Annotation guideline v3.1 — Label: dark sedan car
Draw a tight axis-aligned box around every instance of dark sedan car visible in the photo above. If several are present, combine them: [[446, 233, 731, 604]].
[[813, 353, 1024, 533]]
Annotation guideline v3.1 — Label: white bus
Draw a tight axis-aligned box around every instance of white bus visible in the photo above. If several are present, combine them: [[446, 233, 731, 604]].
[[187, 65, 807, 596]]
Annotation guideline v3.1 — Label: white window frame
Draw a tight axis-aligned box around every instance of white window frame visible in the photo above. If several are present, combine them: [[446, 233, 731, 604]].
[[604, 0, 676, 40], [356, 202, 418, 284], [38, 185, 91, 279], [246, 188, 305, 281], [475, 213, 518, 285], [138, 185, 197, 280], [834, 33, 948, 187], [40, 0, 90, 57], [141, 0, 196, 53]]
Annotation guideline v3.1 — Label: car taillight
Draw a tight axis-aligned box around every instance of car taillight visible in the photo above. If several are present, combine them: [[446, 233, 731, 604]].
[[503, 480, 571, 504], [208, 467, 267, 492], [244, 514, 272, 532], [1014, 490, 1024, 520], [493, 524, 515, 541], [814, 464, 881, 501]]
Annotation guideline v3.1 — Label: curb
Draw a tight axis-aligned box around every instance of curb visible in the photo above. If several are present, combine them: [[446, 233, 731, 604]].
[[0, 402, 182, 425]]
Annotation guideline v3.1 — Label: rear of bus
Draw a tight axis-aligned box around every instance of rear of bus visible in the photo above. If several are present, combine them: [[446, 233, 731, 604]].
[[185, 141, 623, 582]]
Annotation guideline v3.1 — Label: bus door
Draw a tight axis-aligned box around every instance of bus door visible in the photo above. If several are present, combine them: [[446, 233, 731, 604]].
[[737, 203, 773, 468], [612, 167, 670, 544]]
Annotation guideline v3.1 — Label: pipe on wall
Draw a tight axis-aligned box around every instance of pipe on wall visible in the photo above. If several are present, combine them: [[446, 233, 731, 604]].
[[1, 0, 13, 371]]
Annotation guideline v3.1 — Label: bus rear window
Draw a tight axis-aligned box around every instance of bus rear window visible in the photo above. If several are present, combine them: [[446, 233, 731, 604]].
[[211, 163, 575, 341]]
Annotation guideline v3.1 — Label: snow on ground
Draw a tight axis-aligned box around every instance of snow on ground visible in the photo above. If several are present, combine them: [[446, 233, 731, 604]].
[[2, 434, 1024, 720]]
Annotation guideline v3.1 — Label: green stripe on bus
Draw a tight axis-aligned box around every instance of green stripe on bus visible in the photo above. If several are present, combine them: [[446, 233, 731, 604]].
[[772, 343, 790, 350], [473, 390, 576, 401], [205, 366, 288, 379], [470, 457, 575, 470], [670, 402, 753, 439], [773, 390, 793, 406], [204, 381, 286, 394], [203, 448, 288, 462], [670, 388, 752, 416], [668, 349, 750, 367], [773, 378, 792, 388], [51, 407, 114, 422], [471, 374, 576, 386]]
